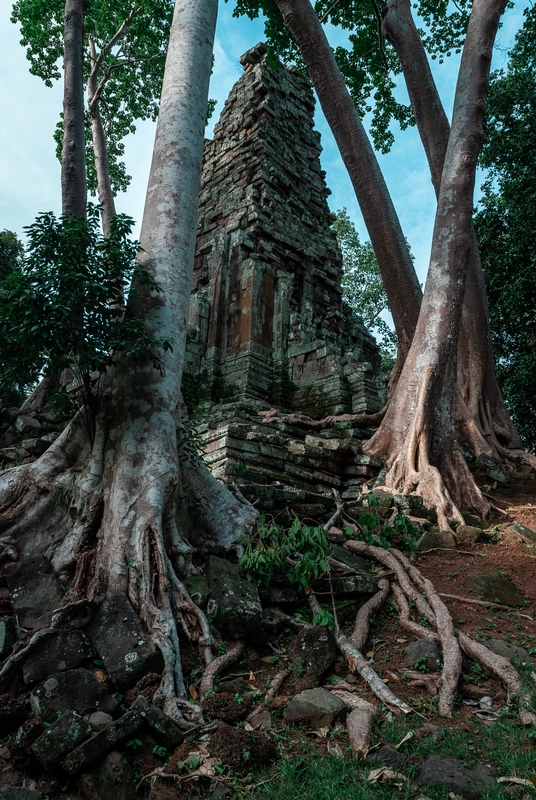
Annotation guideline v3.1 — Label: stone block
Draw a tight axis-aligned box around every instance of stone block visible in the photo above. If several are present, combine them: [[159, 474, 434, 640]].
[[30, 668, 118, 724], [484, 638, 531, 664], [464, 573, 524, 606], [5, 556, 64, 629], [0, 790, 43, 800], [0, 616, 16, 658], [206, 556, 262, 638], [86, 593, 163, 690], [32, 709, 92, 768], [289, 626, 336, 692], [23, 630, 93, 684], [418, 755, 497, 799], [403, 638, 442, 671], [283, 688, 345, 728]]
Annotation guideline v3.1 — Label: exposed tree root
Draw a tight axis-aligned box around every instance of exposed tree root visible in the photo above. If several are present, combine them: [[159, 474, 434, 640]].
[[199, 641, 245, 702], [258, 406, 386, 430], [342, 540, 525, 717], [264, 668, 291, 702], [350, 578, 390, 651]]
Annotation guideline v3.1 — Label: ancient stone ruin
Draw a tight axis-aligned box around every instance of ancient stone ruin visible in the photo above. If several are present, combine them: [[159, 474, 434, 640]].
[[182, 43, 387, 509]]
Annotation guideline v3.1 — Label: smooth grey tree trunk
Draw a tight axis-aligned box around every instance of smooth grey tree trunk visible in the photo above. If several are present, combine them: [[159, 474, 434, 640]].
[[88, 35, 116, 238], [62, 0, 86, 217]]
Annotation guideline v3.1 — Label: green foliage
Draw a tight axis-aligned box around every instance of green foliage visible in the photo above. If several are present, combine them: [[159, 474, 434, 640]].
[[238, 517, 329, 595], [0, 230, 24, 283], [474, 6, 536, 449], [333, 209, 397, 372], [231, 0, 476, 153], [0, 206, 172, 410], [12, 0, 173, 197]]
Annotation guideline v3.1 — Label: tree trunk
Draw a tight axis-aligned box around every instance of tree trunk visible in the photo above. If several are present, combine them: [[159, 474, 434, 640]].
[[366, 0, 507, 530], [0, 0, 257, 725], [275, 0, 422, 366], [383, 0, 521, 461], [62, 0, 86, 217], [88, 36, 116, 238]]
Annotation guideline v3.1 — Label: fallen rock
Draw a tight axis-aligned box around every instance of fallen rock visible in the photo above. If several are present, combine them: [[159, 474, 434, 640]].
[[206, 556, 262, 638], [32, 710, 92, 768], [403, 638, 442, 671], [5, 556, 64, 629], [79, 751, 136, 800], [62, 700, 146, 773], [203, 691, 253, 724], [0, 616, 16, 658], [506, 523, 536, 545], [283, 688, 345, 728], [86, 593, 163, 690], [345, 700, 376, 755], [30, 668, 118, 723], [0, 789, 43, 800], [209, 721, 277, 771], [329, 545, 371, 573], [465, 573, 524, 606], [419, 754, 497, 799], [484, 638, 531, 664], [88, 711, 113, 732], [416, 531, 456, 552], [315, 573, 378, 596], [289, 626, 336, 692], [367, 744, 408, 771], [23, 630, 93, 684], [134, 695, 183, 746], [260, 585, 301, 605], [14, 415, 42, 435], [456, 526, 483, 546]]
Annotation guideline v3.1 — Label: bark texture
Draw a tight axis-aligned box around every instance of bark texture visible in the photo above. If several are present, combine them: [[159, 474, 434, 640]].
[[383, 0, 521, 461], [275, 0, 422, 364], [0, 0, 258, 726], [88, 35, 116, 238], [62, 0, 86, 217], [367, 0, 508, 529]]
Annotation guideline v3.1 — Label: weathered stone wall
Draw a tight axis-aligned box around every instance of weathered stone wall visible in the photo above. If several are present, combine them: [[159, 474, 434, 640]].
[[183, 43, 385, 417]]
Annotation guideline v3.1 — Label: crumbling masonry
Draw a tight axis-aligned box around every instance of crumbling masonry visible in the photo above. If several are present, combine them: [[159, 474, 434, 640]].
[[182, 44, 387, 511]]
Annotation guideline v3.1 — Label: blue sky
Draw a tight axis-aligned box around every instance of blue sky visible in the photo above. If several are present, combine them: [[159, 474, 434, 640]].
[[0, 0, 528, 287]]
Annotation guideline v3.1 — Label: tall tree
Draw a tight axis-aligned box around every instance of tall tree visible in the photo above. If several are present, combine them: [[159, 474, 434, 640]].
[[0, 0, 257, 724], [61, 0, 86, 216], [474, 4, 536, 450], [12, 0, 174, 232]]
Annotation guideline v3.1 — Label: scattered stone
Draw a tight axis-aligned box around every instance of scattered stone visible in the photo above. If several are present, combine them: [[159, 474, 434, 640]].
[[289, 626, 336, 692], [51, 598, 94, 631], [5, 556, 64, 629], [245, 707, 272, 730], [22, 630, 93, 684], [62, 700, 147, 773], [32, 710, 92, 768], [0, 789, 43, 800], [367, 744, 408, 771], [416, 531, 456, 552], [416, 723, 445, 742], [88, 712, 113, 732], [30, 668, 118, 724], [484, 638, 531, 664], [203, 691, 253, 724], [456, 526, 482, 546], [507, 523, 536, 545], [86, 593, 163, 690], [209, 721, 277, 771], [206, 556, 262, 638], [392, 494, 424, 513], [329, 544, 371, 573], [465, 573, 524, 606], [79, 750, 136, 800], [133, 695, 183, 746], [0, 616, 16, 658], [283, 688, 345, 728], [403, 638, 442, 671], [184, 574, 210, 608], [14, 415, 42, 435], [260, 585, 300, 605], [319, 574, 378, 596], [419, 754, 497, 799], [79, 751, 136, 800]]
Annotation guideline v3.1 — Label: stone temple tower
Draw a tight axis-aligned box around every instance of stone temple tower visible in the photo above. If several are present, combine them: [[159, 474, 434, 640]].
[[183, 43, 385, 419]]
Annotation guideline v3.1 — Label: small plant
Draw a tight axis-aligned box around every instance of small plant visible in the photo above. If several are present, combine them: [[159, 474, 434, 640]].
[[126, 739, 143, 750], [414, 657, 430, 674], [152, 745, 168, 759]]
